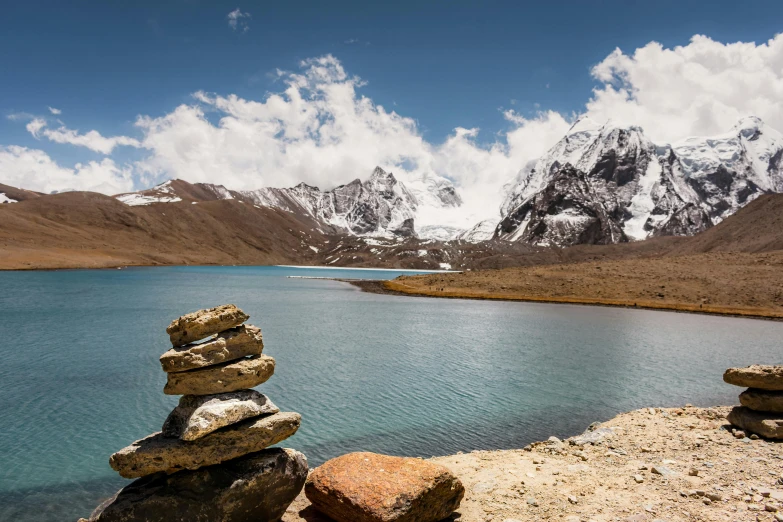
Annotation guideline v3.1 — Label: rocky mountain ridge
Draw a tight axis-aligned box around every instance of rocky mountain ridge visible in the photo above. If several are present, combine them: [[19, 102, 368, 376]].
[[495, 116, 783, 247], [116, 167, 462, 239]]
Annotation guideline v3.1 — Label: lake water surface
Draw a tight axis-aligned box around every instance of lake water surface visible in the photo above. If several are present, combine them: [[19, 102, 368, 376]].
[[1, 265, 781, 521]]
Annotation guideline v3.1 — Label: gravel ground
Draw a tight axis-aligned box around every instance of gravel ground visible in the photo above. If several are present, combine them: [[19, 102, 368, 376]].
[[284, 406, 783, 522]]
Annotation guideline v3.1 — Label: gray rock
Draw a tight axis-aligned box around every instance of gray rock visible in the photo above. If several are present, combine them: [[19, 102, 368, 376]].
[[110, 411, 300, 479], [90, 448, 307, 522], [160, 325, 263, 373], [162, 390, 278, 441], [163, 355, 275, 396], [167, 304, 249, 347], [651, 465, 676, 477], [723, 365, 783, 391], [739, 388, 783, 412], [568, 427, 616, 446], [727, 406, 783, 439]]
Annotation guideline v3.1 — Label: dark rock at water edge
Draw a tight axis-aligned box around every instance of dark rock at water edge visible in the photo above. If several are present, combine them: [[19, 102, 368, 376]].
[[87, 448, 307, 522]]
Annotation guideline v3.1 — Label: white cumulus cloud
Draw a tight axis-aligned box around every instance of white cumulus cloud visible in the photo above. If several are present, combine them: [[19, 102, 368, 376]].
[[585, 34, 783, 143], [26, 118, 142, 154], [0, 146, 133, 194], [131, 55, 559, 225]]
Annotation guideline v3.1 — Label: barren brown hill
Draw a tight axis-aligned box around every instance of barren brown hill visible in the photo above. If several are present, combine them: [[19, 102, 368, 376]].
[[0, 182, 42, 202], [0, 190, 331, 269], [2, 183, 783, 283], [674, 193, 783, 254]]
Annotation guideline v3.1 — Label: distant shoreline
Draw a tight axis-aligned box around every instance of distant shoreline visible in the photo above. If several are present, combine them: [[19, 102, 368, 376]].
[[347, 279, 783, 321], [0, 263, 456, 273], [277, 265, 456, 273]]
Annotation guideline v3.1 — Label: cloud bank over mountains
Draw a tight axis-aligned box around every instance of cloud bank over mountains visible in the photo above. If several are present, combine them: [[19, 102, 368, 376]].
[[3, 34, 783, 222]]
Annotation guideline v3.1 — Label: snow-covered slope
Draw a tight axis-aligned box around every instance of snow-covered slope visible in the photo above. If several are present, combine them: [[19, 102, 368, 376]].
[[115, 167, 463, 239], [243, 167, 465, 237], [0, 193, 18, 204], [116, 181, 183, 205], [494, 116, 783, 247], [459, 219, 497, 242], [242, 167, 419, 236], [670, 116, 783, 223]]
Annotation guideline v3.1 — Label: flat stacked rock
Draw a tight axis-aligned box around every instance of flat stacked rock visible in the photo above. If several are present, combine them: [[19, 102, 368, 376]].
[[304, 452, 465, 522], [83, 304, 307, 522], [724, 364, 783, 439]]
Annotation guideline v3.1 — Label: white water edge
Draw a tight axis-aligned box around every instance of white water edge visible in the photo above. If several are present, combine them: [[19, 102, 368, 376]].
[[277, 265, 458, 273]]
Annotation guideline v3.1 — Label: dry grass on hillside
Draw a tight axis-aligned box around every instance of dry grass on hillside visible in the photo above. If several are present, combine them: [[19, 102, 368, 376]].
[[378, 251, 783, 319]]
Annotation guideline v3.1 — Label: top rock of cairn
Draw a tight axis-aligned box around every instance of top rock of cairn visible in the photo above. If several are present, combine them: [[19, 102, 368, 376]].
[[723, 365, 783, 391], [166, 304, 249, 347]]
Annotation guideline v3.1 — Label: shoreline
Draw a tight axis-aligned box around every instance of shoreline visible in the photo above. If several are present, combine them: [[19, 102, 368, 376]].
[[347, 280, 783, 321], [276, 264, 456, 273], [285, 405, 783, 521], [0, 262, 457, 273]]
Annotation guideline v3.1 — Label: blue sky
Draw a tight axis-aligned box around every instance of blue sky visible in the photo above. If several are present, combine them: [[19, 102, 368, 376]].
[[2, 0, 783, 207]]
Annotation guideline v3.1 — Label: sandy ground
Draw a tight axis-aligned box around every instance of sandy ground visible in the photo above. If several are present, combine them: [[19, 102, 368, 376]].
[[371, 252, 783, 320], [283, 406, 783, 522]]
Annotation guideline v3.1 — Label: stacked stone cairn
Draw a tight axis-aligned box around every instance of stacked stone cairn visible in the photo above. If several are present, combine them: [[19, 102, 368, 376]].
[[82, 304, 307, 522], [724, 364, 783, 440]]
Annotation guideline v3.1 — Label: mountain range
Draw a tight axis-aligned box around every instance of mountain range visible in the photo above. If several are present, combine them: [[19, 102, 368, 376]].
[[107, 115, 783, 248], [2, 115, 783, 270], [116, 167, 462, 240]]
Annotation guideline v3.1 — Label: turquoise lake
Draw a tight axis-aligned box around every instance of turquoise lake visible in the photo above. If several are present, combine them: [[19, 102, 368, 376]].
[[1, 265, 781, 521]]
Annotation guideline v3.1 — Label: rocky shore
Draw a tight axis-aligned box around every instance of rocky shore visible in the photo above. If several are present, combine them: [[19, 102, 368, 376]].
[[284, 405, 783, 522]]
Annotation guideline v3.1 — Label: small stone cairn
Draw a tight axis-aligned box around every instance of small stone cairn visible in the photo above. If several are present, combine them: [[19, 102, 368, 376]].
[[82, 304, 307, 522], [724, 364, 783, 440]]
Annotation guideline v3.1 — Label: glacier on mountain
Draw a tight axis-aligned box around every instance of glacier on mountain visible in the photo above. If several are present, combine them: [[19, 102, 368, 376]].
[[493, 116, 783, 247]]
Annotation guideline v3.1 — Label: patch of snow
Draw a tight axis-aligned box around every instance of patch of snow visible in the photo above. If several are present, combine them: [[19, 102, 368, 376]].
[[117, 193, 182, 206], [459, 219, 497, 242], [439, 263, 452, 270], [309, 246, 319, 253], [623, 155, 662, 240], [0, 193, 18, 204]]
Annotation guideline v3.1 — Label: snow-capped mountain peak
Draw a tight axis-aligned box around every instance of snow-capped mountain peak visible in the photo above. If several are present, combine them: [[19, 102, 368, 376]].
[[492, 116, 783, 247], [115, 167, 464, 239]]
